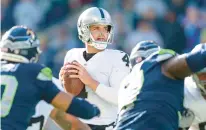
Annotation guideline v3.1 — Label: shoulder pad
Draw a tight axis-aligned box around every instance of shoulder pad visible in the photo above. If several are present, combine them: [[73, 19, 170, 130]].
[[156, 49, 176, 62], [37, 67, 53, 81]]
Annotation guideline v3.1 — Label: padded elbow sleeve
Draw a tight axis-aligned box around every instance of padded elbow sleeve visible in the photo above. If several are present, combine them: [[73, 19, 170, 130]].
[[186, 44, 206, 72], [66, 97, 100, 119]]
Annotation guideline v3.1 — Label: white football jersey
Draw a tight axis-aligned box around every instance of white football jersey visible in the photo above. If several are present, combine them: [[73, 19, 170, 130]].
[[64, 48, 130, 125], [184, 77, 206, 130], [27, 77, 63, 130]]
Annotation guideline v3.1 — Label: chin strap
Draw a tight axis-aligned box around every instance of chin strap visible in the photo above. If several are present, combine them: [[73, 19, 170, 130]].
[[87, 41, 108, 50]]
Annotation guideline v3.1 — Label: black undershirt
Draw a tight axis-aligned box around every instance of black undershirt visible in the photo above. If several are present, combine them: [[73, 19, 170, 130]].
[[83, 51, 97, 61]]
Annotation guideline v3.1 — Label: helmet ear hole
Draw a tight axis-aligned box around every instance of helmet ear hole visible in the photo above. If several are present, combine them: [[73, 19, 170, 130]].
[[79, 35, 83, 40], [107, 25, 112, 32]]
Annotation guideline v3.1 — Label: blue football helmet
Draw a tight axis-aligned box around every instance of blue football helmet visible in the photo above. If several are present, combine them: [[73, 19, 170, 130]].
[[0, 26, 41, 63], [129, 40, 160, 68]]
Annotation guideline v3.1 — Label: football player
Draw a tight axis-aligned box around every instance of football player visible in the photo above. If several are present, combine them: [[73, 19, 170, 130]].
[[0, 26, 99, 130], [59, 7, 130, 130], [26, 77, 61, 130], [123, 41, 206, 130], [115, 40, 206, 130], [181, 76, 206, 130], [27, 77, 92, 130], [181, 45, 206, 130]]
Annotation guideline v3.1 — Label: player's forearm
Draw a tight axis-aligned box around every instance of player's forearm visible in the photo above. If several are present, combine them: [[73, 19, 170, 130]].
[[163, 44, 206, 79], [51, 92, 100, 119], [50, 109, 91, 130], [87, 79, 99, 91], [95, 84, 118, 105], [162, 54, 192, 79], [50, 109, 72, 130], [87, 77, 119, 105]]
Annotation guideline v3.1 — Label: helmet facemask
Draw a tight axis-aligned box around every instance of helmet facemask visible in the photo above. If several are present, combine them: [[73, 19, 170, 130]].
[[1, 46, 41, 63], [129, 41, 160, 68], [193, 68, 206, 96]]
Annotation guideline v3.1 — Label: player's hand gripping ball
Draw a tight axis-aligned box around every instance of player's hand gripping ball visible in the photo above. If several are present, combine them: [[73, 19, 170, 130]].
[[59, 62, 84, 96]]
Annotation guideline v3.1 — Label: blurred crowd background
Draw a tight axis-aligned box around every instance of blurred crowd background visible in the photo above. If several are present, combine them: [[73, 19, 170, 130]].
[[1, 0, 206, 77]]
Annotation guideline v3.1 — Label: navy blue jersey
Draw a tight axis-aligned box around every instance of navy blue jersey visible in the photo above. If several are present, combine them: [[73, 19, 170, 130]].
[[1, 63, 60, 130], [117, 49, 184, 130], [138, 53, 184, 112]]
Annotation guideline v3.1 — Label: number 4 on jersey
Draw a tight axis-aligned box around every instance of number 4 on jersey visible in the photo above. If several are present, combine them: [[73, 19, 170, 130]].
[[122, 54, 129, 67]]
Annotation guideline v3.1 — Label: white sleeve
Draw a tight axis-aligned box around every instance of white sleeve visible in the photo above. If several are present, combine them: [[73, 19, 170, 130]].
[[184, 77, 206, 125], [95, 65, 130, 105]]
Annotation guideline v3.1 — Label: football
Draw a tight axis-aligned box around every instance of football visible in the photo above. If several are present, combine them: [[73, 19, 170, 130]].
[[61, 63, 85, 96]]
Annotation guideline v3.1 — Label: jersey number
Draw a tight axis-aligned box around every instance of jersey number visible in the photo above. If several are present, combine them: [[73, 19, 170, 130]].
[[122, 54, 129, 67], [28, 115, 45, 130], [1, 75, 18, 117]]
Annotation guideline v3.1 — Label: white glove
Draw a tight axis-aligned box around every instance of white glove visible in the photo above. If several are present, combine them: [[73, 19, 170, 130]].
[[179, 108, 195, 128]]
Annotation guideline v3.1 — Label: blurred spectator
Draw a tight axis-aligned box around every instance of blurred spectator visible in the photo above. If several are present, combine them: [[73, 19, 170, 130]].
[[1, 0, 16, 32], [96, 0, 119, 13], [39, 0, 69, 29], [13, 0, 42, 31], [190, 0, 206, 8], [37, 32, 49, 63], [35, 0, 51, 17], [155, 8, 186, 54], [165, 0, 187, 17], [44, 25, 78, 77], [201, 29, 206, 43], [181, 4, 202, 52], [199, 8, 206, 28], [112, 0, 136, 50], [68, 0, 82, 13], [119, 0, 136, 30], [124, 19, 163, 54], [134, 0, 168, 18], [2, 0, 204, 76], [111, 12, 127, 50]]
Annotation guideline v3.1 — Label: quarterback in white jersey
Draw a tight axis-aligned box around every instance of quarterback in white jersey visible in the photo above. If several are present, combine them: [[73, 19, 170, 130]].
[[60, 7, 130, 130], [64, 48, 130, 125]]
